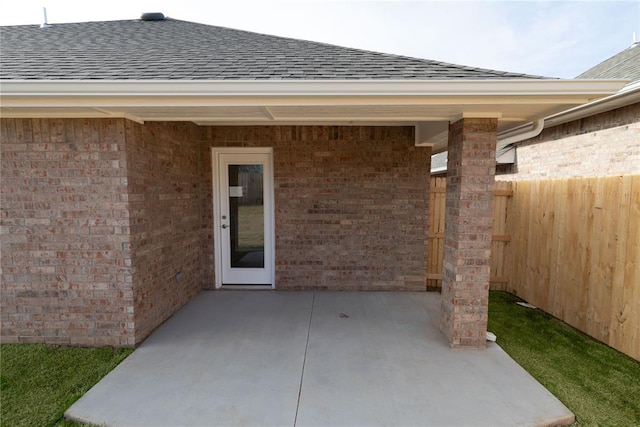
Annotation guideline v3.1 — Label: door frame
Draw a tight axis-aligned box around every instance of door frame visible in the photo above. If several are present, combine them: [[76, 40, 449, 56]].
[[211, 147, 275, 289]]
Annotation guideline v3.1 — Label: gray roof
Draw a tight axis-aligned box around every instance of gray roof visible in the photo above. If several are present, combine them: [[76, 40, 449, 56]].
[[0, 17, 544, 80], [577, 42, 640, 82]]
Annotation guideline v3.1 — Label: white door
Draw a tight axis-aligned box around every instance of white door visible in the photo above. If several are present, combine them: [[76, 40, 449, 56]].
[[212, 148, 274, 287]]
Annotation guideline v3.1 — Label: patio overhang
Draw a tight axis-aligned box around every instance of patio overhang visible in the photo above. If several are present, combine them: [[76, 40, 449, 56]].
[[0, 79, 626, 153], [0, 77, 628, 349]]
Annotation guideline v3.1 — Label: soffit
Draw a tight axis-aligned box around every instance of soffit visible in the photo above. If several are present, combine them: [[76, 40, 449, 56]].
[[0, 79, 627, 147]]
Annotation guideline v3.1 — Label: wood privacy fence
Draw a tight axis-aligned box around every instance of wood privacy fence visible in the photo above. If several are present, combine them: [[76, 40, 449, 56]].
[[427, 177, 512, 290], [508, 175, 639, 361], [427, 175, 640, 361], [237, 171, 263, 206]]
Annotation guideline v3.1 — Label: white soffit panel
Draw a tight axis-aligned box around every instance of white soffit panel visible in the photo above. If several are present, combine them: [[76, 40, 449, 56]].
[[0, 79, 627, 129]]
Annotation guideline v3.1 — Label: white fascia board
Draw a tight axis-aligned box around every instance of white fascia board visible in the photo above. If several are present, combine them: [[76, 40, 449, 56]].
[[543, 84, 640, 128], [496, 85, 640, 139], [0, 79, 627, 105]]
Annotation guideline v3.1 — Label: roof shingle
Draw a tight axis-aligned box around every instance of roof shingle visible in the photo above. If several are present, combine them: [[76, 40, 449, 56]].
[[0, 18, 544, 80], [576, 42, 640, 82]]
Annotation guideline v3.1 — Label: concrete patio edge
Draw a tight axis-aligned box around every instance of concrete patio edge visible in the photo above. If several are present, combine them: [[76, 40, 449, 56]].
[[66, 291, 575, 427]]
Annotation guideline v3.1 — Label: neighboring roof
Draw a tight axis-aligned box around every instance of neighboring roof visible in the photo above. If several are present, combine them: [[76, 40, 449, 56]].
[[577, 42, 640, 83], [431, 152, 448, 174], [430, 145, 515, 174], [0, 17, 545, 80], [430, 42, 640, 174], [541, 42, 640, 130]]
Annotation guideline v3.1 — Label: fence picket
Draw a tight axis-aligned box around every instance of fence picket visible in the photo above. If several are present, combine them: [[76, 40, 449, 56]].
[[428, 175, 639, 361]]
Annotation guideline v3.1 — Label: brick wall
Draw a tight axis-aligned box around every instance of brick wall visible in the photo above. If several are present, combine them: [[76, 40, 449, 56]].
[[440, 118, 497, 348], [2, 120, 432, 347], [124, 121, 204, 343], [201, 126, 431, 290], [499, 103, 640, 180], [1, 119, 135, 346]]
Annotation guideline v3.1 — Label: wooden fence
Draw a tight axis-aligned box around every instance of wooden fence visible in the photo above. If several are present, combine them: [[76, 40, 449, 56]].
[[507, 175, 639, 361], [428, 175, 640, 361], [237, 171, 263, 206], [426, 177, 512, 291]]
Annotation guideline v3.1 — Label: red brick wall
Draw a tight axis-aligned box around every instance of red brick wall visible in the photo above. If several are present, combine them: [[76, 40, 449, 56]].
[[1, 119, 135, 346], [498, 103, 640, 180], [124, 121, 204, 342], [201, 126, 431, 290]]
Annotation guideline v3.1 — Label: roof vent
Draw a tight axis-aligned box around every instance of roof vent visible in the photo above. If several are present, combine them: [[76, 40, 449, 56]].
[[140, 12, 165, 21]]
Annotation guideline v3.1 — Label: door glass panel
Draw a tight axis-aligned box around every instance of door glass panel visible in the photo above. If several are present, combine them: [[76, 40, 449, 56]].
[[228, 164, 264, 268]]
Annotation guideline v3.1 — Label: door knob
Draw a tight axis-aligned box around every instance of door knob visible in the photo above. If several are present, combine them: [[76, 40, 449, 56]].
[[221, 224, 228, 229]]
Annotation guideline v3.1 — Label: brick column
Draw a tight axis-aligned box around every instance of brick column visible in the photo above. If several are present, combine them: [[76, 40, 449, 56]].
[[440, 117, 497, 348]]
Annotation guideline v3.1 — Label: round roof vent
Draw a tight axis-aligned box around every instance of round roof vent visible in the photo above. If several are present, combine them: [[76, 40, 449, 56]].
[[140, 12, 165, 21]]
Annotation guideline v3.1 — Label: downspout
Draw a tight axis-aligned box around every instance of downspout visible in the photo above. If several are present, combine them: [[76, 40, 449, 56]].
[[497, 119, 545, 149]]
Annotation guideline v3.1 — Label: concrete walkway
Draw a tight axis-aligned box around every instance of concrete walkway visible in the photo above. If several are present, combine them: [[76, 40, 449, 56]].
[[66, 291, 574, 426]]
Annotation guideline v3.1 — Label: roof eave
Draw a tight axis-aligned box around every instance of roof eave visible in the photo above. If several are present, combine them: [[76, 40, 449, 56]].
[[0, 79, 627, 101], [0, 79, 628, 142], [543, 81, 640, 128], [492, 81, 639, 140]]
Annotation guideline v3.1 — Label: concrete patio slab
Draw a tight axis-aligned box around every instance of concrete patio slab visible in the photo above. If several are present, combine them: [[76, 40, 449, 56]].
[[67, 292, 313, 426], [66, 291, 574, 427]]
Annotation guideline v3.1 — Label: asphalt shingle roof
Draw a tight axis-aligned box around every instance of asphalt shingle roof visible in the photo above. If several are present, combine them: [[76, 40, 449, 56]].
[[0, 17, 544, 80], [576, 42, 640, 82]]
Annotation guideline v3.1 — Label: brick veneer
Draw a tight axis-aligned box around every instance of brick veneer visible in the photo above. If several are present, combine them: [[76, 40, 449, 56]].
[[201, 126, 431, 290], [124, 121, 203, 342], [498, 103, 640, 180], [440, 118, 497, 348], [1, 119, 206, 346], [1, 119, 135, 346], [2, 120, 432, 346]]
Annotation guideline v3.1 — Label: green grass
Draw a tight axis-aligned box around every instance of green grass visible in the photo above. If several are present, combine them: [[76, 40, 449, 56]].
[[0, 344, 132, 427], [489, 291, 640, 426], [237, 204, 265, 249]]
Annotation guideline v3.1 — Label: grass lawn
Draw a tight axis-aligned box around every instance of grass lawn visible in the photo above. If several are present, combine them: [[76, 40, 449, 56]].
[[0, 344, 132, 427], [489, 290, 640, 426], [237, 204, 265, 249]]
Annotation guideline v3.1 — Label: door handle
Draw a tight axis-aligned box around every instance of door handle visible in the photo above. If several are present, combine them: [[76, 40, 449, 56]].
[[221, 224, 229, 229]]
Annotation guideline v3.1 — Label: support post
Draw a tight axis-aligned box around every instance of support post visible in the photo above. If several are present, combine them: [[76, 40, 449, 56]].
[[440, 117, 497, 348]]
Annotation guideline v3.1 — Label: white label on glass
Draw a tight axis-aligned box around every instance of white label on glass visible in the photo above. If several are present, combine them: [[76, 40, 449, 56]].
[[229, 186, 243, 197]]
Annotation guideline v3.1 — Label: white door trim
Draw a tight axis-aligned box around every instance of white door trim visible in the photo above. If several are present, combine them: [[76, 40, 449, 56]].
[[211, 147, 275, 289]]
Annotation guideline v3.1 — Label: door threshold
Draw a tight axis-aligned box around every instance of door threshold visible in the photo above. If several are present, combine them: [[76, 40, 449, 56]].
[[220, 285, 274, 290]]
